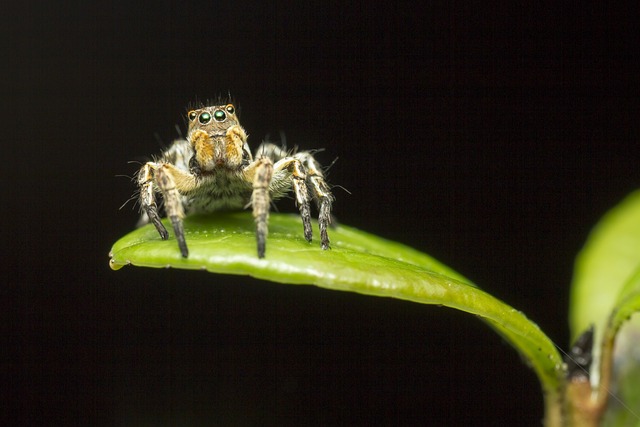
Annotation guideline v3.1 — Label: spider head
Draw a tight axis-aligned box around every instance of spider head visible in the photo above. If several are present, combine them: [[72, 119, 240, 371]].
[[186, 104, 247, 171], [187, 104, 239, 134]]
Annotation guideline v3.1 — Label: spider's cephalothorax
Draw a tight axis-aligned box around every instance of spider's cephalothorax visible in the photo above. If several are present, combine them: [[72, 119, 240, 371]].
[[136, 102, 334, 258]]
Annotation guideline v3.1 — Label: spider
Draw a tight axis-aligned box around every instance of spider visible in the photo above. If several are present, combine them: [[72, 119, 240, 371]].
[[136, 102, 334, 258]]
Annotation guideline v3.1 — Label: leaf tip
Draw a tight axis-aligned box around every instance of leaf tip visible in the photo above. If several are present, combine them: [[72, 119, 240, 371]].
[[109, 256, 128, 271]]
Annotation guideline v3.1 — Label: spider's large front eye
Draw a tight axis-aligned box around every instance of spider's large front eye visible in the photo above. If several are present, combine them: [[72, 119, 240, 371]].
[[199, 112, 212, 124], [188, 110, 197, 121], [214, 110, 226, 122], [226, 104, 235, 114]]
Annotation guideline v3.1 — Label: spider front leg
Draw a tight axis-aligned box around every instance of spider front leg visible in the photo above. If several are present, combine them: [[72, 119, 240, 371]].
[[247, 157, 275, 258], [138, 162, 196, 258], [245, 156, 314, 258]]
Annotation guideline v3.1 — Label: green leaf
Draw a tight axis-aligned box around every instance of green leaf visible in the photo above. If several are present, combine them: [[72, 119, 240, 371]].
[[570, 191, 640, 425], [110, 212, 565, 421], [601, 268, 640, 426], [570, 191, 640, 344], [609, 268, 640, 336]]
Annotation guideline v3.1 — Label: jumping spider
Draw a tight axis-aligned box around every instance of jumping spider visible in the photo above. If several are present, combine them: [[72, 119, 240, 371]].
[[136, 102, 334, 258]]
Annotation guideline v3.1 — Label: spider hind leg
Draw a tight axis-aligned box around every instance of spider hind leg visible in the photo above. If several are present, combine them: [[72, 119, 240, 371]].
[[296, 152, 334, 250]]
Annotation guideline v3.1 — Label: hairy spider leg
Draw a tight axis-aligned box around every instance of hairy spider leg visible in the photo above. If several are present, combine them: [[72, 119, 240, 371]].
[[274, 157, 313, 243], [138, 162, 197, 258], [295, 152, 334, 249], [138, 163, 169, 240], [247, 157, 273, 258]]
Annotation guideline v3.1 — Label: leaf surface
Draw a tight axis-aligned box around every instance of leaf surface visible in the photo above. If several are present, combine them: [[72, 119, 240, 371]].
[[110, 212, 565, 411]]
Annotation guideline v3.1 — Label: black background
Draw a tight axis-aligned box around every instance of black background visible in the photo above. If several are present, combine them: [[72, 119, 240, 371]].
[[3, 1, 639, 425]]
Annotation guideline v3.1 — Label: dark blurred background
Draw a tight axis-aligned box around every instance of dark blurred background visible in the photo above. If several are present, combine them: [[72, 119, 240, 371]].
[[2, 1, 639, 425]]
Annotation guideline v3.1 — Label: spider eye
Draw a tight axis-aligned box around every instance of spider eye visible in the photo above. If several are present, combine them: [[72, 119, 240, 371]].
[[214, 110, 226, 121], [199, 112, 212, 124], [188, 110, 197, 121], [226, 105, 235, 114]]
